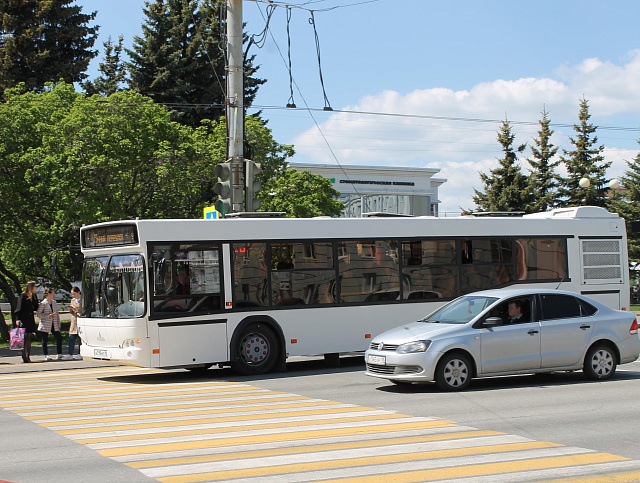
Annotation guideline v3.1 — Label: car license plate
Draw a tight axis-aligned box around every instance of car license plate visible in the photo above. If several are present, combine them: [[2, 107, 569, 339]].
[[94, 349, 108, 358], [367, 354, 386, 365]]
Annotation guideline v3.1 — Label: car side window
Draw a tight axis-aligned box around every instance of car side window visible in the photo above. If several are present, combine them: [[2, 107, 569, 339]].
[[484, 297, 532, 325], [540, 294, 583, 320]]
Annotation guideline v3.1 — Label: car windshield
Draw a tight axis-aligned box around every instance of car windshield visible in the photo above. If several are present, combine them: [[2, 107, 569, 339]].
[[422, 295, 498, 324]]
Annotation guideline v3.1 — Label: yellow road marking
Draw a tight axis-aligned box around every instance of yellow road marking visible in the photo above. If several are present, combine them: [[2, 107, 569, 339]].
[[0, 380, 235, 398], [127, 430, 504, 469], [541, 470, 640, 483], [77, 414, 426, 444], [57, 405, 378, 434], [98, 420, 458, 457], [19, 390, 285, 415], [314, 454, 629, 483], [0, 385, 264, 407], [38, 398, 329, 424], [159, 445, 613, 483]]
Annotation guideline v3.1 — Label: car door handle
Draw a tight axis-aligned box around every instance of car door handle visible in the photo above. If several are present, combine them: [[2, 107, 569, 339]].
[[527, 329, 539, 335], [580, 324, 591, 329]]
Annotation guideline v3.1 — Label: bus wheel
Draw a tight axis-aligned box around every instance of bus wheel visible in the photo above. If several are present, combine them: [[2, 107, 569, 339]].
[[233, 324, 279, 375]]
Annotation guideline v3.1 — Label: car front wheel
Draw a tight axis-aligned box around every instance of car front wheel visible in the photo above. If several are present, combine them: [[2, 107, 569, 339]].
[[583, 344, 617, 380], [435, 353, 472, 391]]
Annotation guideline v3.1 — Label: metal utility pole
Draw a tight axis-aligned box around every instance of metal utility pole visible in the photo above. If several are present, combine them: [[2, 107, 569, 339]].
[[227, 0, 244, 212]]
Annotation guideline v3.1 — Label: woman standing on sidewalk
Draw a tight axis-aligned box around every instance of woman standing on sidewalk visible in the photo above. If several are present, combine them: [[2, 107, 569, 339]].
[[61, 287, 82, 361], [36, 288, 62, 361], [15, 281, 38, 363]]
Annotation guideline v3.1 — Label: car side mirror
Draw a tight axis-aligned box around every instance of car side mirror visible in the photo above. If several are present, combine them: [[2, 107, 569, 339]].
[[484, 316, 503, 327]]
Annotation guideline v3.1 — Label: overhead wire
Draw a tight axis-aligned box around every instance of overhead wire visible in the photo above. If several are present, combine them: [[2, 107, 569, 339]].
[[251, 0, 360, 194], [285, 7, 296, 108], [309, 11, 332, 110]]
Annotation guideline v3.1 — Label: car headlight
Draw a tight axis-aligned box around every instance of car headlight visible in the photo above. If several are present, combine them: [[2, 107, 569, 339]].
[[396, 340, 431, 353]]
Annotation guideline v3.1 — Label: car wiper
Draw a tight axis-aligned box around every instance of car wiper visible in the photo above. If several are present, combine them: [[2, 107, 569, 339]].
[[421, 319, 440, 323]]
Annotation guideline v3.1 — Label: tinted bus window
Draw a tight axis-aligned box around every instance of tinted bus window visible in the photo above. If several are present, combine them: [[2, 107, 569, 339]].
[[402, 240, 457, 300], [461, 238, 514, 292], [339, 240, 400, 303], [517, 238, 568, 280], [151, 243, 222, 314], [233, 243, 268, 308], [270, 242, 335, 306]]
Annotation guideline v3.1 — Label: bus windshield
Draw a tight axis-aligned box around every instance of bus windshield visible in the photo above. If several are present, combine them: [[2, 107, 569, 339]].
[[82, 255, 145, 318]]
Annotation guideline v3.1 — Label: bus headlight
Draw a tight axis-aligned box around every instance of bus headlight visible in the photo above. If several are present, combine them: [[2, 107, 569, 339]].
[[122, 339, 141, 348], [397, 340, 431, 353]]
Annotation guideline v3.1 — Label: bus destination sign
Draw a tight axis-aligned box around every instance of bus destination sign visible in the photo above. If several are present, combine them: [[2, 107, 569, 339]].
[[82, 224, 138, 248]]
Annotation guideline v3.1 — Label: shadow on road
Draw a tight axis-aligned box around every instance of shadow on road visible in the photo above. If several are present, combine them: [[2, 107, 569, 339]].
[[374, 369, 640, 394], [98, 354, 366, 385]]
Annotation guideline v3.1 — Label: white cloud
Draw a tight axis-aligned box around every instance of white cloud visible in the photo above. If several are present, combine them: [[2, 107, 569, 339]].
[[292, 51, 640, 213]]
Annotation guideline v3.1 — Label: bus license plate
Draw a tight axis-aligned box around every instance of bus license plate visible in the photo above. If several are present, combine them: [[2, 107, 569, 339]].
[[367, 354, 386, 365], [94, 349, 108, 358]]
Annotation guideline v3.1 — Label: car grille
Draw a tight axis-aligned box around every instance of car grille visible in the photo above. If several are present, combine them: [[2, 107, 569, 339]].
[[369, 342, 400, 351], [366, 363, 422, 375]]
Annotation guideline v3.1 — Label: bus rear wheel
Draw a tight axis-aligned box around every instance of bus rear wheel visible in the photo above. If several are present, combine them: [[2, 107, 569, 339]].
[[232, 324, 279, 375]]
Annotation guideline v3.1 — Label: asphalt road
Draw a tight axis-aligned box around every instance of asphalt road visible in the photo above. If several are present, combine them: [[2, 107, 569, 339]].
[[2, 352, 640, 482], [226, 354, 640, 460]]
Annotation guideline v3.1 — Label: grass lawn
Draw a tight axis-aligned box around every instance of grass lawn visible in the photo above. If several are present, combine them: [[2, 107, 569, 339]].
[[631, 305, 640, 312]]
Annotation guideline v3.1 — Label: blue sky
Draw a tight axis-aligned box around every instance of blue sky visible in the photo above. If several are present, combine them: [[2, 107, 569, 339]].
[[79, 0, 640, 213]]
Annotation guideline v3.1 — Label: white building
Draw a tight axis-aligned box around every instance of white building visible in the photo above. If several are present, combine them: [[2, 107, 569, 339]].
[[290, 163, 447, 217]]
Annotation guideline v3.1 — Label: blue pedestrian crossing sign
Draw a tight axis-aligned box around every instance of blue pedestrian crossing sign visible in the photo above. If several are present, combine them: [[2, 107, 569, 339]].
[[203, 206, 221, 219]]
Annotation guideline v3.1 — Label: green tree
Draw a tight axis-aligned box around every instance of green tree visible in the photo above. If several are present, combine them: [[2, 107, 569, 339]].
[[127, 0, 264, 127], [81, 35, 127, 96], [0, 0, 98, 93], [559, 97, 612, 207], [526, 108, 560, 212], [260, 169, 344, 218], [473, 120, 529, 212], [607, 150, 640, 262], [0, 82, 300, 339]]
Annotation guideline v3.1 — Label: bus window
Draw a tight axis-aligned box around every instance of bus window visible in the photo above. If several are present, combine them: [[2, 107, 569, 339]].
[[401, 240, 457, 300], [151, 243, 222, 315], [233, 243, 268, 308], [461, 238, 514, 292], [269, 242, 335, 306], [339, 240, 400, 304], [517, 238, 568, 280]]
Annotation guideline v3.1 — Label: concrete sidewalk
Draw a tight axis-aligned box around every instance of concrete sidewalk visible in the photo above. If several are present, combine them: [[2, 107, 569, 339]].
[[0, 346, 114, 374]]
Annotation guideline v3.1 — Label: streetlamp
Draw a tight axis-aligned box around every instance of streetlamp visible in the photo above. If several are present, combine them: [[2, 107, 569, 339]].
[[579, 177, 590, 205]]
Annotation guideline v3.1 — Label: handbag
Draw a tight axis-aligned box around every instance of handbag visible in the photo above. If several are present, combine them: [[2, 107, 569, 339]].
[[10, 327, 25, 350]]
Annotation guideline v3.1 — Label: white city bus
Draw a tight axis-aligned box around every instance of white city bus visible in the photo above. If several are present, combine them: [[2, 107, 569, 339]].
[[78, 206, 630, 374]]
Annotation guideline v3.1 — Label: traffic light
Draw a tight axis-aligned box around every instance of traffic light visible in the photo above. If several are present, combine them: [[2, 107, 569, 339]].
[[245, 161, 262, 212], [213, 162, 231, 215]]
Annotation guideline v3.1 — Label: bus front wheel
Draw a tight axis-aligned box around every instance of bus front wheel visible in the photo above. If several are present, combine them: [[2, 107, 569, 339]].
[[232, 324, 279, 375]]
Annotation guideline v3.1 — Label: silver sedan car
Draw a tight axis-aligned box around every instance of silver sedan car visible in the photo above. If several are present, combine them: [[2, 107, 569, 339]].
[[365, 288, 640, 391]]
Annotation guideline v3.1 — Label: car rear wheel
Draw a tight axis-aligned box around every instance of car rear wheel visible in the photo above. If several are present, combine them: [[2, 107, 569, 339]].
[[583, 344, 617, 380], [435, 353, 472, 391]]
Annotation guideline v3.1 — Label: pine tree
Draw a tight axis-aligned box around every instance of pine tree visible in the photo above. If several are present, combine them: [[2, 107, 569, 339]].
[[526, 108, 560, 212], [0, 0, 98, 93], [473, 120, 529, 212], [607, 150, 640, 261], [559, 97, 612, 207], [127, 0, 264, 127], [81, 35, 127, 96]]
